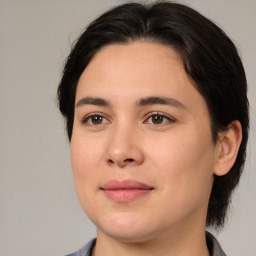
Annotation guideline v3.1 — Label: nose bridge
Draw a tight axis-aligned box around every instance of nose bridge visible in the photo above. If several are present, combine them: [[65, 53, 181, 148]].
[[106, 119, 144, 167]]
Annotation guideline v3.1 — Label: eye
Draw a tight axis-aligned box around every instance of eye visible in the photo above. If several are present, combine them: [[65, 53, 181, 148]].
[[82, 114, 110, 125], [145, 113, 175, 125]]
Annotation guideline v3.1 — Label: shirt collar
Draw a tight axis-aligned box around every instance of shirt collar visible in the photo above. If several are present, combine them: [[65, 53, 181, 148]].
[[67, 232, 226, 256], [206, 231, 227, 256]]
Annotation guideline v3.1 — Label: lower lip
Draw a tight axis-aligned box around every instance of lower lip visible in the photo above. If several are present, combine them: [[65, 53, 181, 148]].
[[103, 189, 152, 203]]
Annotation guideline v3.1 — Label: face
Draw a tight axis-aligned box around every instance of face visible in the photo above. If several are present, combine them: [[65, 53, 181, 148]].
[[71, 42, 218, 242]]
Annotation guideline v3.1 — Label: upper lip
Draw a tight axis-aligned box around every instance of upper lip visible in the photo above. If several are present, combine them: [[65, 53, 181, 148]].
[[101, 180, 154, 190]]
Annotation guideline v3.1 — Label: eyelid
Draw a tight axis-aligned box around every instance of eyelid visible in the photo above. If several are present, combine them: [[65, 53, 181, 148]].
[[81, 112, 111, 125], [143, 111, 176, 124]]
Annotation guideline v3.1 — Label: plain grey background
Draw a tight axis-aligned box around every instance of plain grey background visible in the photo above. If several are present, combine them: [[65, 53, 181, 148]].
[[1, 0, 255, 255]]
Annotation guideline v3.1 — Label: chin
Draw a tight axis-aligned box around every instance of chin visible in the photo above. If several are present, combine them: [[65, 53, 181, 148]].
[[101, 227, 155, 243], [94, 212, 162, 243]]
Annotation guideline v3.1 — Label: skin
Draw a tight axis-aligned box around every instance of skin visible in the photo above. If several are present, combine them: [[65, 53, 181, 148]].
[[70, 42, 242, 256]]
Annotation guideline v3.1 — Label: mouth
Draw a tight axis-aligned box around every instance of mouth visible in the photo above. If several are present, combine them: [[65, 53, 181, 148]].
[[100, 180, 154, 203]]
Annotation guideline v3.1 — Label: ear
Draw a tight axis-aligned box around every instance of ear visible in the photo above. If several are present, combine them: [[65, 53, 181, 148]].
[[213, 120, 242, 176]]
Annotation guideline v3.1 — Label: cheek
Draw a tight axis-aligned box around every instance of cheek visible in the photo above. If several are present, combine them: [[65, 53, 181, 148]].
[[71, 135, 102, 173], [70, 134, 106, 217], [146, 128, 215, 200], [148, 130, 213, 169], [147, 136, 214, 224], [70, 135, 104, 195]]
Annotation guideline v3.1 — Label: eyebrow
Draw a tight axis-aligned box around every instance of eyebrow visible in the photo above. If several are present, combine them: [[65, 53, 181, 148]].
[[137, 96, 186, 109], [76, 97, 110, 107], [76, 96, 186, 109]]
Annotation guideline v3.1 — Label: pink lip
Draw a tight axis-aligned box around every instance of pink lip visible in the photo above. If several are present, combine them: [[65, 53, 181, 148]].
[[101, 180, 154, 203]]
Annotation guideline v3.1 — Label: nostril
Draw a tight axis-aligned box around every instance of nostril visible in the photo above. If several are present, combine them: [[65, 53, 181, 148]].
[[107, 159, 114, 165], [124, 158, 134, 163], [106, 157, 137, 167]]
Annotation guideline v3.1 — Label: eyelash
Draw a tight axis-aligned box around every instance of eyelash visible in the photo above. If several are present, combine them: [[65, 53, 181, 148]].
[[144, 112, 176, 125], [81, 112, 175, 126], [81, 113, 110, 125]]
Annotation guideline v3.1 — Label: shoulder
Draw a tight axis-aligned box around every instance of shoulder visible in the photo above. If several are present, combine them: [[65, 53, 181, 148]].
[[206, 231, 227, 256], [65, 238, 96, 256]]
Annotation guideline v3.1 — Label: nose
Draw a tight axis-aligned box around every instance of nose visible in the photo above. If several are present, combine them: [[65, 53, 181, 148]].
[[105, 124, 145, 168]]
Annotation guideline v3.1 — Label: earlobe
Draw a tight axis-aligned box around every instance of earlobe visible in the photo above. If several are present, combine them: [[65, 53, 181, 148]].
[[213, 120, 242, 176]]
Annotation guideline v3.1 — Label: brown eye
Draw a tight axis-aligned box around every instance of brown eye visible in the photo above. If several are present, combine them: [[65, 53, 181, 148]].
[[83, 115, 109, 125], [92, 116, 104, 124], [151, 115, 164, 124], [145, 113, 174, 125]]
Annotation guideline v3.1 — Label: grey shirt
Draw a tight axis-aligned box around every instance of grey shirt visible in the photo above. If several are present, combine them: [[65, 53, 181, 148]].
[[66, 231, 226, 256]]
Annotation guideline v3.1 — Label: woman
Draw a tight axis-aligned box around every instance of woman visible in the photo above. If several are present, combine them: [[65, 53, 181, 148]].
[[57, 2, 249, 255]]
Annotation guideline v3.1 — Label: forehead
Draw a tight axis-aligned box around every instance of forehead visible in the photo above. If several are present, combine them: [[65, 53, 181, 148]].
[[77, 42, 185, 94], [75, 42, 208, 115]]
